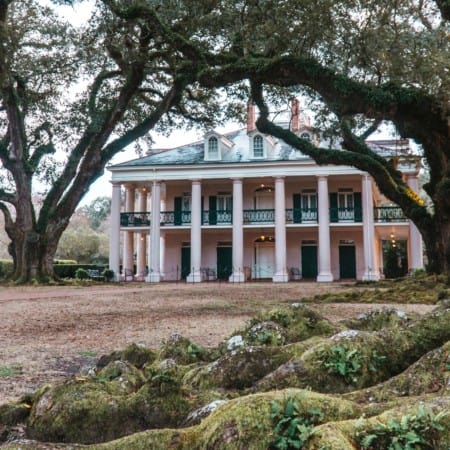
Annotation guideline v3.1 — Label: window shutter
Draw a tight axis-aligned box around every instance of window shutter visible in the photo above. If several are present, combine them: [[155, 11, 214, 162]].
[[174, 197, 182, 225], [293, 194, 302, 223], [329, 193, 338, 222], [209, 196, 217, 225], [354, 192, 362, 222]]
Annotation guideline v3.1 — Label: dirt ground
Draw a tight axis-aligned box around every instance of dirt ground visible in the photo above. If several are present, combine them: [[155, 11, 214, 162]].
[[0, 282, 435, 404]]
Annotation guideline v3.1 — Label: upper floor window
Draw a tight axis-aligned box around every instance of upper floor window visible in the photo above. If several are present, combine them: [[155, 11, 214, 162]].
[[253, 135, 264, 158], [208, 137, 219, 159], [300, 132, 311, 141]]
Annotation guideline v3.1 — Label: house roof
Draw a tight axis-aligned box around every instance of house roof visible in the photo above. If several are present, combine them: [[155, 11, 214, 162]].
[[110, 128, 308, 169]]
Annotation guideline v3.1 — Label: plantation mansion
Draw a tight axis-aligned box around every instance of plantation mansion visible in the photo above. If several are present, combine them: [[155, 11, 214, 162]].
[[108, 102, 423, 283]]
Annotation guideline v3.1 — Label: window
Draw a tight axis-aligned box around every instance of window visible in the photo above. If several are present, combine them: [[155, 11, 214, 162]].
[[217, 193, 232, 211], [301, 189, 317, 210], [338, 189, 354, 220], [208, 137, 219, 159], [253, 135, 264, 157], [300, 132, 311, 141]]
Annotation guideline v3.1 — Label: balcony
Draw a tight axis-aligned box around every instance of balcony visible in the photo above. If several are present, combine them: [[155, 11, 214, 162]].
[[120, 205, 407, 228], [374, 206, 407, 222]]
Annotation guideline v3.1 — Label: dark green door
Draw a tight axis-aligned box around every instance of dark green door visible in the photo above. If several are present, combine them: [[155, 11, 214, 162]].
[[301, 246, 318, 279], [339, 246, 356, 279], [181, 247, 190, 279], [217, 247, 232, 279]]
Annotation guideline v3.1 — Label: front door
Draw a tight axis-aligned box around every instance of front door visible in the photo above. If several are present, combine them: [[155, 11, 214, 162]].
[[217, 246, 232, 279], [301, 246, 318, 279], [254, 245, 275, 279], [339, 246, 356, 279], [181, 247, 191, 279]]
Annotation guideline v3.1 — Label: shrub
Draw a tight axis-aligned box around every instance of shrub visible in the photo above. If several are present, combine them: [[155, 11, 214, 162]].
[[101, 268, 114, 281], [75, 268, 89, 280]]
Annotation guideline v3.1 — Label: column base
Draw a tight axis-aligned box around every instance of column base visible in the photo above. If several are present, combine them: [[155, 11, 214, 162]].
[[229, 271, 246, 283], [146, 272, 161, 283], [187, 271, 203, 283], [317, 272, 334, 282], [272, 271, 289, 283], [362, 271, 380, 281]]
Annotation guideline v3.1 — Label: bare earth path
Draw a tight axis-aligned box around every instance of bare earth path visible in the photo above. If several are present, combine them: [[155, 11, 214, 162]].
[[0, 282, 434, 404]]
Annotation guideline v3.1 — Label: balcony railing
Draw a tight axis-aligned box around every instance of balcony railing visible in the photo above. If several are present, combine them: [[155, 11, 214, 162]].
[[330, 207, 362, 223], [286, 208, 318, 223], [121, 206, 406, 227], [202, 210, 232, 225], [243, 209, 275, 224], [374, 206, 407, 222], [120, 212, 150, 227]]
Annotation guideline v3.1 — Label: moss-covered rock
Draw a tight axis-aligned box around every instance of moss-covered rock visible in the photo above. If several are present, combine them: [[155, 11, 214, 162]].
[[159, 334, 212, 365], [183, 345, 290, 390], [342, 306, 416, 331], [344, 340, 450, 404], [96, 343, 157, 370]]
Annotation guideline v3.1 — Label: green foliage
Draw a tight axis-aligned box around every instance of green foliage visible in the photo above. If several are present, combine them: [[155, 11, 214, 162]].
[[319, 345, 363, 384], [0, 365, 21, 377], [269, 397, 323, 449], [0, 260, 13, 278], [54, 264, 101, 279], [101, 268, 114, 281], [358, 407, 448, 450], [75, 268, 89, 280]]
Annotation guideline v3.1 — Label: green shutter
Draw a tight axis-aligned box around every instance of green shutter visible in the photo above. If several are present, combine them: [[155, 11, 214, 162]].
[[329, 193, 338, 222], [293, 194, 302, 223], [354, 192, 362, 222], [174, 197, 182, 226], [209, 196, 217, 225]]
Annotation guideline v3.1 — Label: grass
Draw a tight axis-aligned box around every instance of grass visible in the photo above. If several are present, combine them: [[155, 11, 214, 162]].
[[0, 365, 21, 377]]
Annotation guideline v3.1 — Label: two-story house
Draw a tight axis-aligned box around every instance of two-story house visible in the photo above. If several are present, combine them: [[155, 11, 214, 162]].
[[108, 102, 423, 283]]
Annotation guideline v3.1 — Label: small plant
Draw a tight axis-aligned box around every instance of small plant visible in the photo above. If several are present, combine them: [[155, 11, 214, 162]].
[[79, 350, 97, 358], [0, 365, 22, 377], [269, 397, 323, 449], [357, 406, 447, 449], [102, 268, 114, 281], [319, 345, 363, 383], [187, 343, 206, 360], [75, 268, 89, 280]]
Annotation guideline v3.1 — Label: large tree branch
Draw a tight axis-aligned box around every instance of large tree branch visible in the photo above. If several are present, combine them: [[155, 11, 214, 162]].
[[251, 82, 432, 228]]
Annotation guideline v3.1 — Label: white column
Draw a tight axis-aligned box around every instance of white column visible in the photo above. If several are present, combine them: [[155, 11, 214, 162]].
[[160, 232, 166, 280], [147, 180, 161, 282], [109, 183, 121, 281], [230, 178, 245, 282], [362, 175, 379, 280], [187, 180, 202, 282], [273, 176, 288, 282], [123, 186, 135, 279], [136, 188, 148, 280], [407, 175, 424, 271], [317, 175, 333, 282]]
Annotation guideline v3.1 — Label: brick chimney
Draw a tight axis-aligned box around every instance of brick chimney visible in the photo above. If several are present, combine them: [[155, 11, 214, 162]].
[[290, 98, 300, 132], [247, 101, 256, 133]]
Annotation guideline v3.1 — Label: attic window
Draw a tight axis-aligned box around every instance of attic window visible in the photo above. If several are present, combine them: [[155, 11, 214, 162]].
[[300, 132, 311, 141], [208, 137, 219, 159], [253, 135, 264, 157]]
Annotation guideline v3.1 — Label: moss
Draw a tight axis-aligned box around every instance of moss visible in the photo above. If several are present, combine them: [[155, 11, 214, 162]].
[[344, 340, 450, 405], [159, 334, 212, 365], [183, 345, 290, 390], [96, 343, 157, 370], [240, 304, 340, 344], [342, 307, 415, 331]]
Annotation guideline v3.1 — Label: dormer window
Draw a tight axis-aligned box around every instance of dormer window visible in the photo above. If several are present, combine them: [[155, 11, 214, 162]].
[[208, 137, 219, 159], [300, 132, 311, 141], [253, 135, 264, 158]]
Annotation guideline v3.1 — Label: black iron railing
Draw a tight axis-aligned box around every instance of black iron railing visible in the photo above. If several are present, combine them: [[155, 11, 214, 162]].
[[286, 208, 318, 223], [374, 206, 407, 222], [243, 209, 275, 224]]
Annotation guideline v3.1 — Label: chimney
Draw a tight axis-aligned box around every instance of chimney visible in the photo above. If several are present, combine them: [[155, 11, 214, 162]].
[[290, 98, 300, 132], [247, 101, 256, 133]]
